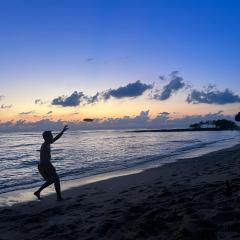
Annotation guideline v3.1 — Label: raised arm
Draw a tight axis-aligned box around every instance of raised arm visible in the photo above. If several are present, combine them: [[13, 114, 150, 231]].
[[51, 125, 68, 144]]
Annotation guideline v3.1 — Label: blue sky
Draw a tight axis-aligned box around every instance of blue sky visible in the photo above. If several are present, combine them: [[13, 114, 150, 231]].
[[0, 0, 239, 130]]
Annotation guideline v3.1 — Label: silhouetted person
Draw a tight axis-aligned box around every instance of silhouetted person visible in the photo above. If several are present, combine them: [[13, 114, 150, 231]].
[[34, 125, 68, 201]]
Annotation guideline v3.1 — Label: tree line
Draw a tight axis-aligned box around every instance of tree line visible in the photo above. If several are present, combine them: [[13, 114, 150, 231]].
[[189, 112, 240, 130]]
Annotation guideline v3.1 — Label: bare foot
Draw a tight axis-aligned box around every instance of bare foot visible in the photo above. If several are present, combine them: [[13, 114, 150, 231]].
[[34, 191, 41, 200]]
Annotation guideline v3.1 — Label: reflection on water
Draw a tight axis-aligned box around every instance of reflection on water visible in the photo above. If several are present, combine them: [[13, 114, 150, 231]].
[[0, 130, 239, 194]]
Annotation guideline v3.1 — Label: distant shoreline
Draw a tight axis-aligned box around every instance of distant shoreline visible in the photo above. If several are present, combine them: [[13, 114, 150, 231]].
[[129, 128, 240, 133]]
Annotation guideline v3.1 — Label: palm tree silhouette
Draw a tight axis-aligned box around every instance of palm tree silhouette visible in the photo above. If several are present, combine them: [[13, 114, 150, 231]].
[[235, 112, 240, 122]]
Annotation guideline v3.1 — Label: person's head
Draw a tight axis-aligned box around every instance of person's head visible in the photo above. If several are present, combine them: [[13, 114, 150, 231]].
[[42, 131, 53, 143]]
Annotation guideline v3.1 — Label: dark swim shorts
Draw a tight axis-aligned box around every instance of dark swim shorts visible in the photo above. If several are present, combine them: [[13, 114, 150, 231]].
[[38, 164, 59, 182]]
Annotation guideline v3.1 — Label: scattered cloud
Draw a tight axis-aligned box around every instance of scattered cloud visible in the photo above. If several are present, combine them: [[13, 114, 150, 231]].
[[169, 70, 179, 76], [159, 75, 166, 81], [187, 85, 240, 104], [0, 119, 64, 132], [19, 111, 35, 115], [52, 91, 86, 107], [0, 104, 12, 110], [0, 110, 236, 132], [35, 99, 48, 105], [84, 58, 94, 62], [35, 99, 42, 104], [87, 92, 101, 104], [103, 80, 153, 100], [51, 81, 153, 107], [48, 73, 240, 108], [153, 71, 186, 100]]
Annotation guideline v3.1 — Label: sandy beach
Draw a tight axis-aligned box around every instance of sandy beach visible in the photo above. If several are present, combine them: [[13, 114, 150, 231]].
[[1, 144, 240, 240]]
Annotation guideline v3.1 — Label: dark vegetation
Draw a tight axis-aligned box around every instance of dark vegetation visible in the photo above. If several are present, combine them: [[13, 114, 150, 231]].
[[189, 119, 238, 130], [131, 113, 240, 133]]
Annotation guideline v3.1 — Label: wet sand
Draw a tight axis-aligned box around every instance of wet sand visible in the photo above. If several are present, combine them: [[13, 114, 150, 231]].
[[1, 144, 240, 240]]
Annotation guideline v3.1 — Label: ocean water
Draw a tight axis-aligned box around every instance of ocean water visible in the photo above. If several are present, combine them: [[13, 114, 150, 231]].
[[0, 130, 239, 194]]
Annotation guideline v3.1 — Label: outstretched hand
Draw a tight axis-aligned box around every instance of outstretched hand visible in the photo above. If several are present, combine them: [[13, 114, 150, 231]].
[[63, 125, 69, 132], [51, 125, 69, 144]]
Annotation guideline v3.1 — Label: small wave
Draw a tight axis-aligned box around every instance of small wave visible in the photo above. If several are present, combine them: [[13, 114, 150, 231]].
[[0, 179, 41, 194], [117, 136, 138, 139], [1, 154, 32, 161], [170, 139, 201, 144], [16, 160, 38, 168], [52, 148, 64, 152], [174, 142, 214, 153], [171, 137, 236, 154], [10, 143, 37, 148]]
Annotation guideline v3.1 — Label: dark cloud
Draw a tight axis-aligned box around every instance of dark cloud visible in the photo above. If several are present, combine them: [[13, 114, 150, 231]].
[[35, 99, 47, 105], [51, 81, 153, 107], [0, 96, 13, 110], [160, 111, 170, 116], [148, 112, 170, 125], [153, 72, 186, 101], [157, 112, 170, 118], [35, 99, 42, 104], [52, 91, 86, 107], [87, 80, 153, 103], [103, 80, 153, 100], [47, 73, 238, 108], [85, 58, 94, 62], [159, 75, 166, 81], [169, 70, 179, 76], [19, 111, 35, 115], [187, 85, 240, 104], [87, 92, 101, 104], [0, 104, 12, 109]]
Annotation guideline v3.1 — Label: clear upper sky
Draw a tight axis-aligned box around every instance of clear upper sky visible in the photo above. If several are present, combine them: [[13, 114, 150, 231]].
[[0, 0, 239, 128]]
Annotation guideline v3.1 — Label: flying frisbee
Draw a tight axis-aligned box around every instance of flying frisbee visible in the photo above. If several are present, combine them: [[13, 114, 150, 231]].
[[83, 118, 94, 122], [235, 112, 240, 122]]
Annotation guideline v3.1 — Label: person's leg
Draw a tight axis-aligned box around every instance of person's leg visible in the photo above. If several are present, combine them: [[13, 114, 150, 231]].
[[34, 181, 53, 199], [54, 178, 63, 201]]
